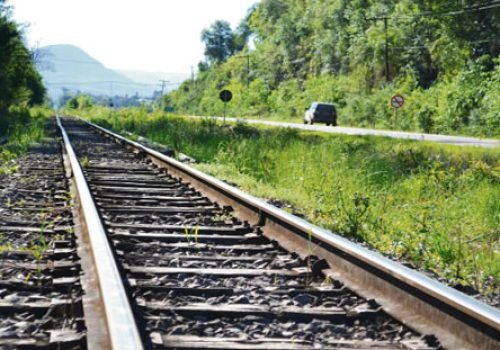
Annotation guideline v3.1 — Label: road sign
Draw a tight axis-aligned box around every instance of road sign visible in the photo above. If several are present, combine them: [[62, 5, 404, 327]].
[[219, 90, 233, 103], [219, 90, 232, 125], [391, 94, 404, 109]]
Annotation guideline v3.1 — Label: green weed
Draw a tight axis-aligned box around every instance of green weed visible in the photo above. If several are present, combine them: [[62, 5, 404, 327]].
[[80, 156, 90, 168], [184, 226, 191, 243], [183, 225, 200, 243], [0, 107, 50, 174]]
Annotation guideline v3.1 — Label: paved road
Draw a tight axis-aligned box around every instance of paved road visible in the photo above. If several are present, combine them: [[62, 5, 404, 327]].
[[192, 116, 500, 148]]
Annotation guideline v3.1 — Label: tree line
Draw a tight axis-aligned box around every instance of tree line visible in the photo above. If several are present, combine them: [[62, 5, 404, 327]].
[[0, 0, 45, 133], [167, 0, 500, 137]]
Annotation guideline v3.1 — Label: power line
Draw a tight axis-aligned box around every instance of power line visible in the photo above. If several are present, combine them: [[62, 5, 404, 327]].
[[367, 1, 500, 21], [390, 38, 500, 51], [365, 2, 500, 81], [112, 81, 179, 87], [43, 58, 104, 65], [45, 80, 182, 87], [413, 1, 500, 18], [39, 59, 186, 88]]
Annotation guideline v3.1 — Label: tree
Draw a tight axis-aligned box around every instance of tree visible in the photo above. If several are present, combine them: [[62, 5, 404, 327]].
[[198, 61, 210, 72], [168, 0, 500, 136], [66, 96, 79, 109], [201, 20, 235, 64], [0, 3, 45, 112]]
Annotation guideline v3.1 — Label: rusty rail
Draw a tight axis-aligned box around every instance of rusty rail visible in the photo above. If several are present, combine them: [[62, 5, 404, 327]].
[[57, 116, 144, 350]]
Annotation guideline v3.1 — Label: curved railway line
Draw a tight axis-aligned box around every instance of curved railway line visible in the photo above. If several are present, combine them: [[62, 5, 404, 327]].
[[1, 116, 498, 349]]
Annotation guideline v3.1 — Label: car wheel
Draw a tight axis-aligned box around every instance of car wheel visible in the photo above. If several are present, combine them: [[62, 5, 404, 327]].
[[326, 123, 330, 126]]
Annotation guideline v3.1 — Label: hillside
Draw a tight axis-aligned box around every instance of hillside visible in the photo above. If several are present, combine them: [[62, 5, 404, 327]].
[[167, 0, 500, 137], [39, 45, 144, 102], [38, 45, 187, 104]]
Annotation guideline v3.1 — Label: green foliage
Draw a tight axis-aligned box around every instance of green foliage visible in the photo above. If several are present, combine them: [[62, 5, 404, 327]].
[[65, 94, 94, 110], [0, 107, 50, 174], [84, 109, 500, 292], [201, 20, 245, 65], [0, 5, 45, 114], [202, 20, 234, 64], [167, 0, 500, 138]]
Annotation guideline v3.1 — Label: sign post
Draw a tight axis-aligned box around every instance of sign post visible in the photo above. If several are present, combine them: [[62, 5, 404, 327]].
[[390, 94, 404, 129], [219, 90, 233, 125]]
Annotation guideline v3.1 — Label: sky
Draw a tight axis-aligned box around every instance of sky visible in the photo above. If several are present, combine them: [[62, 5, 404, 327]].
[[9, 0, 257, 74]]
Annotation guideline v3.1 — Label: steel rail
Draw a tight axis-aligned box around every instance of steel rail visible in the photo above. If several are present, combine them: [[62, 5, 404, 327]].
[[80, 117, 500, 349], [57, 116, 144, 350]]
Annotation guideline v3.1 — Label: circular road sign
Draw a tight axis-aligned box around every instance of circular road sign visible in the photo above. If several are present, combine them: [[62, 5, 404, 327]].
[[391, 94, 405, 109], [219, 90, 233, 103]]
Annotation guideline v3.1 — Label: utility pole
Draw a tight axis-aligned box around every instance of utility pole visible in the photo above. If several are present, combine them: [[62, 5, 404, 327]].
[[366, 13, 390, 82], [158, 79, 169, 110], [159, 79, 169, 96], [246, 54, 250, 93], [383, 16, 390, 82], [109, 81, 114, 108], [235, 54, 250, 98], [190, 66, 196, 94]]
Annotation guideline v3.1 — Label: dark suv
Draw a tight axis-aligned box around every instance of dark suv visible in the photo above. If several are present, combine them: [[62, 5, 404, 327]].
[[304, 102, 337, 126]]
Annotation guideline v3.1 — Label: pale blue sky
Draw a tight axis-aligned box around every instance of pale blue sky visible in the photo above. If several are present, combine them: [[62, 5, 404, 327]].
[[9, 0, 257, 74]]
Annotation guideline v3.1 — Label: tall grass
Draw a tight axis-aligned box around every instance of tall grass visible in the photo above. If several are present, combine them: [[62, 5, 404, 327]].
[[81, 107, 499, 293], [0, 106, 51, 174]]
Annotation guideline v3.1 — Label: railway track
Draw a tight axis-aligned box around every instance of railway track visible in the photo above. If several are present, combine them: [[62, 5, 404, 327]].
[[10, 115, 497, 349], [0, 122, 86, 348]]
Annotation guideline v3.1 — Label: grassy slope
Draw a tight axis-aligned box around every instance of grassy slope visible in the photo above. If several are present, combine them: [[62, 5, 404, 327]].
[[81, 107, 499, 294]]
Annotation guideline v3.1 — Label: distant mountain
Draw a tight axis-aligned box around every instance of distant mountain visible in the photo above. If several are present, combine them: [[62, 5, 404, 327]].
[[37, 44, 187, 104]]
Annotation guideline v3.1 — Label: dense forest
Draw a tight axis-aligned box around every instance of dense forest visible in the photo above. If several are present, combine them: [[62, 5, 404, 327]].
[[167, 0, 500, 137], [0, 0, 45, 134]]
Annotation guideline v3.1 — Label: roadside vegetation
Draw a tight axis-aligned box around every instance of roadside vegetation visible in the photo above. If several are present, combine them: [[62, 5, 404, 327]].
[[0, 107, 52, 175], [166, 0, 500, 138], [79, 107, 499, 296]]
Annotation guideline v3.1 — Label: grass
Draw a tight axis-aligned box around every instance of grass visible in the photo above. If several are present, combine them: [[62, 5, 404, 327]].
[[0, 106, 52, 175], [79, 107, 499, 294], [184, 225, 200, 243], [80, 155, 90, 168]]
